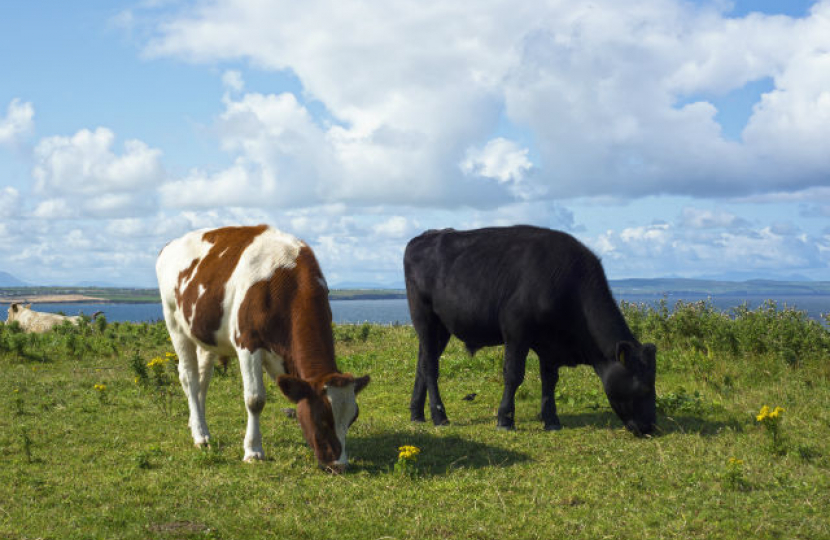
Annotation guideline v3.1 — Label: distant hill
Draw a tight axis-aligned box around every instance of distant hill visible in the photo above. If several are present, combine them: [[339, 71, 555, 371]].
[[609, 278, 830, 296], [0, 271, 27, 287]]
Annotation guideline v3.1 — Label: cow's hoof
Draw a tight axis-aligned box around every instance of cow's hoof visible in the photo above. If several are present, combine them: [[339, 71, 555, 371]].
[[410, 413, 426, 423], [193, 437, 210, 448], [244, 451, 265, 462], [544, 423, 562, 432]]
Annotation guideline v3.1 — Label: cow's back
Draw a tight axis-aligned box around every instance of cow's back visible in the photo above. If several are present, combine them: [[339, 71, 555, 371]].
[[405, 226, 604, 348], [156, 225, 306, 353]]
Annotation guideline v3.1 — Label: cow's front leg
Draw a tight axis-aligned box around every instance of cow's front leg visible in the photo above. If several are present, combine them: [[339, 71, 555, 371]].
[[497, 342, 529, 430], [539, 356, 562, 431], [237, 348, 266, 462]]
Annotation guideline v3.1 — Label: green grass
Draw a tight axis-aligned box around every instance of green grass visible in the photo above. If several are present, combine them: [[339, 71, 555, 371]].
[[2, 302, 829, 540]]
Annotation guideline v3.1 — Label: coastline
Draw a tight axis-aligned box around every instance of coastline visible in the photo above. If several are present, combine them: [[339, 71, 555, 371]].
[[0, 294, 110, 304]]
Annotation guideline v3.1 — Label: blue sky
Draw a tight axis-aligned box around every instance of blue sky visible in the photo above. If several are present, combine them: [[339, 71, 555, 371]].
[[1, 0, 829, 287]]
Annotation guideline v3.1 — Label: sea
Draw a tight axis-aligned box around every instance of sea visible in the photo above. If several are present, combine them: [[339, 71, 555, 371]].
[[1, 295, 828, 325]]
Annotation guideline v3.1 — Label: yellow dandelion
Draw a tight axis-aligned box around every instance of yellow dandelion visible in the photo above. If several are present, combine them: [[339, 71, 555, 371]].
[[94, 384, 107, 392], [147, 356, 166, 368], [756, 405, 771, 422], [398, 445, 421, 460]]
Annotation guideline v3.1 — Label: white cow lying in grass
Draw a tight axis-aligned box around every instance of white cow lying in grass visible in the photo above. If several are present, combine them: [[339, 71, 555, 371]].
[[6, 303, 100, 333]]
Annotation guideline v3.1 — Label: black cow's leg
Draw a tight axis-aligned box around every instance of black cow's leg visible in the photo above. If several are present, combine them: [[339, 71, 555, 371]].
[[410, 317, 451, 425], [497, 341, 529, 430], [538, 356, 562, 431], [410, 361, 428, 423]]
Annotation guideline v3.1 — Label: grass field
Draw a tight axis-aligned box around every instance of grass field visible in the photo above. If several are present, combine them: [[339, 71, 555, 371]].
[[2, 301, 829, 539]]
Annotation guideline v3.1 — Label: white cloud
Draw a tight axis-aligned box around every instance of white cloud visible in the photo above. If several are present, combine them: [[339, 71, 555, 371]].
[[680, 207, 749, 229], [0, 187, 20, 218], [222, 70, 244, 93], [32, 198, 75, 220], [143, 0, 830, 203], [461, 137, 533, 184], [371, 216, 415, 239], [0, 99, 34, 146], [590, 219, 827, 280], [28, 127, 164, 219], [33, 128, 164, 196]]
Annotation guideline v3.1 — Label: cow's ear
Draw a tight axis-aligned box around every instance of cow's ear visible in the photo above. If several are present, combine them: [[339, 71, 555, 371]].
[[10, 303, 18, 312], [354, 375, 370, 395], [277, 376, 315, 403], [616, 341, 636, 366]]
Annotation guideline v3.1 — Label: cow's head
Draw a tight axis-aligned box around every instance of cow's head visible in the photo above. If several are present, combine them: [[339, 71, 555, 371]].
[[7, 302, 21, 322], [277, 373, 370, 473], [602, 341, 657, 436]]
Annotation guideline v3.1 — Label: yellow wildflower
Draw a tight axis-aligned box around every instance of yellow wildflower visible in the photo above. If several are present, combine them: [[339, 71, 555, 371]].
[[756, 405, 770, 422], [147, 356, 166, 368], [94, 384, 107, 392], [728, 457, 743, 466], [757, 405, 784, 422], [398, 445, 421, 461]]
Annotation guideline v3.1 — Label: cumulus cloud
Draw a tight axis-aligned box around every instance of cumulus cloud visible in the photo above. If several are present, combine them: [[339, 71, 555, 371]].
[[33, 127, 164, 195], [142, 0, 830, 203], [462, 137, 533, 183], [0, 99, 34, 147], [30, 127, 164, 218], [680, 207, 750, 229], [591, 219, 827, 280], [0, 187, 21, 218]]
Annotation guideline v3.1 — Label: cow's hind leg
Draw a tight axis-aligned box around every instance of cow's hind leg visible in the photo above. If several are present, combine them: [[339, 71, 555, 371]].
[[172, 336, 211, 447], [237, 348, 267, 462], [410, 312, 451, 425], [497, 341, 529, 430], [195, 347, 217, 426], [538, 353, 562, 431]]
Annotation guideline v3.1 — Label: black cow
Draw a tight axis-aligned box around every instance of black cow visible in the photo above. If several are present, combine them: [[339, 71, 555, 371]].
[[404, 225, 657, 435]]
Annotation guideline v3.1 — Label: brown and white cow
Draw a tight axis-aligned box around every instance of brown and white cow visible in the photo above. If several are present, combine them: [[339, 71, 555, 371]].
[[156, 224, 369, 471]]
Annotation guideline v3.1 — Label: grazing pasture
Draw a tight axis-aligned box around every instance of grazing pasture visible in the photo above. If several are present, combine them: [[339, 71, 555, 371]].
[[2, 301, 829, 540]]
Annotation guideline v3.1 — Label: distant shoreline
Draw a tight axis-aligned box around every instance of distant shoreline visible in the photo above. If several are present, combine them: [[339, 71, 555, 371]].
[[0, 294, 111, 304], [1, 280, 828, 305], [0, 289, 409, 304]]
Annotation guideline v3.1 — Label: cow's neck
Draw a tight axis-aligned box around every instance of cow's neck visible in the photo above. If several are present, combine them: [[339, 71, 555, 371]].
[[287, 311, 338, 381], [579, 278, 637, 363]]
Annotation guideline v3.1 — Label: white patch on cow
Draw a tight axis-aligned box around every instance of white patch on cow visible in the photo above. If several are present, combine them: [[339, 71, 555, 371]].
[[262, 350, 286, 381], [226, 228, 303, 353], [156, 229, 214, 335], [197, 283, 206, 299], [326, 384, 358, 466]]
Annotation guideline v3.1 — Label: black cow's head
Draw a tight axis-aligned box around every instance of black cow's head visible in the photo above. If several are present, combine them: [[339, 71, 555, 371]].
[[602, 341, 657, 436]]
